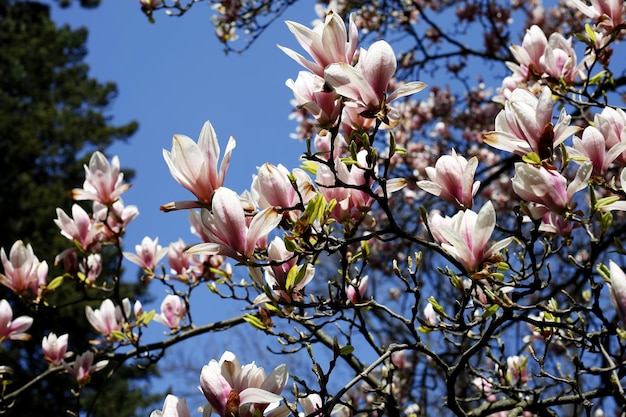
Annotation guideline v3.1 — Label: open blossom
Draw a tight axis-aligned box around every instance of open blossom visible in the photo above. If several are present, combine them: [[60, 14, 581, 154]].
[[0, 240, 48, 295], [417, 150, 480, 209], [85, 298, 130, 339], [278, 10, 358, 77], [186, 188, 281, 262], [200, 351, 289, 417], [324, 40, 426, 125], [93, 199, 139, 238], [483, 87, 580, 160], [123, 236, 168, 273], [71, 151, 130, 205], [54, 204, 103, 251], [570, 126, 626, 177], [42, 332, 69, 366], [151, 395, 191, 417], [162, 120, 236, 209], [511, 161, 592, 216], [540, 32, 590, 84], [153, 294, 186, 329], [63, 350, 108, 388], [433, 201, 513, 274], [569, 0, 623, 31], [594, 106, 626, 164], [0, 299, 33, 342], [286, 72, 341, 128]]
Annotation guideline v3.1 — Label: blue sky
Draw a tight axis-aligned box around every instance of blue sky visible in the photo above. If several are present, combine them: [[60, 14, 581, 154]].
[[48, 0, 322, 405]]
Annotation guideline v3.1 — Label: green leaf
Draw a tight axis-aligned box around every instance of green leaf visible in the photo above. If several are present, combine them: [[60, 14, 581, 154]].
[[46, 276, 64, 291], [243, 314, 267, 330]]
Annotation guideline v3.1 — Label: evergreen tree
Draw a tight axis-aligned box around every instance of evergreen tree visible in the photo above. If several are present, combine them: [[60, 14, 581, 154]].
[[0, 1, 160, 415]]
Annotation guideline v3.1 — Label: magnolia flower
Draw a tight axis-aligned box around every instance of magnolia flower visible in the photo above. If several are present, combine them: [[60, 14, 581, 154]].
[[63, 350, 108, 388], [608, 260, 626, 324], [286, 72, 341, 128], [434, 201, 513, 274], [186, 188, 281, 262], [80, 253, 102, 284], [0, 299, 33, 342], [162, 120, 236, 209], [264, 237, 315, 302], [0, 240, 48, 296], [251, 163, 316, 211], [92, 199, 139, 238], [123, 236, 168, 273], [569, 0, 623, 31], [506, 355, 529, 384], [510, 25, 548, 74], [278, 11, 358, 77], [151, 395, 191, 417], [511, 161, 592, 216], [85, 298, 130, 340], [54, 204, 103, 251], [570, 126, 626, 177], [42, 332, 70, 366], [540, 32, 589, 84], [199, 351, 289, 417], [423, 303, 438, 327], [594, 106, 626, 163], [346, 275, 368, 303], [417, 150, 480, 209], [71, 151, 130, 205], [483, 87, 580, 160], [324, 40, 426, 125], [298, 394, 322, 417], [153, 294, 186, 329]]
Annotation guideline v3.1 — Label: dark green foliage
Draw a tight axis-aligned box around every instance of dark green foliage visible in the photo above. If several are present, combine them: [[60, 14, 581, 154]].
[[0, 1, 160, 415]]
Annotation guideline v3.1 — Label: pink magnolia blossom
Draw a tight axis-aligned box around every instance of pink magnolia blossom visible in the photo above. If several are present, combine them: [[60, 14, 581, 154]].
[[608, 260, 626, 324], [278, 10, 358, 77], [186, 188, 281, 262], [71, 151, 130, 205], [162, 120, 236, 209], [298, 394, 322, 417], [80, 253, 102, 284], [510, 25, 548, 74], [167, 239, 198, 280], [151, 395, 191, 417], [570, 126, 626, 177], [506, 355, 529, 384], [594, 106, 626, 163], [139, 0, 163, 11], [511, 161, 592, 216], [251, 163, 316, 211], [0, 299, 33, 342], [123, 236, 168, 273], [569, 0, 624, 31], [434, 201, 513, 274], [54, 204, 103, 251], [417, 150, 480, 209], [85, 298, 130, 339], [0, 240, 48, 296], [63, 350, 108, 388], [483, 87, 580, 160], [93, 199, 139, 238], [346, 275, 368, 303], [324, 40, 426, 125], [423, 303, 438, 327], [263, 237, 315, 302], [153, 294, 186, 329], [286, 72, 341, 128], [199, 351, 289, 417], [42, 332, 69, 366], [540, 32, 590, 84]]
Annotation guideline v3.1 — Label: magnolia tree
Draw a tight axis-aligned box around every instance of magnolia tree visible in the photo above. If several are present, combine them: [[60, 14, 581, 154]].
[[2, 0, 626, 416]]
